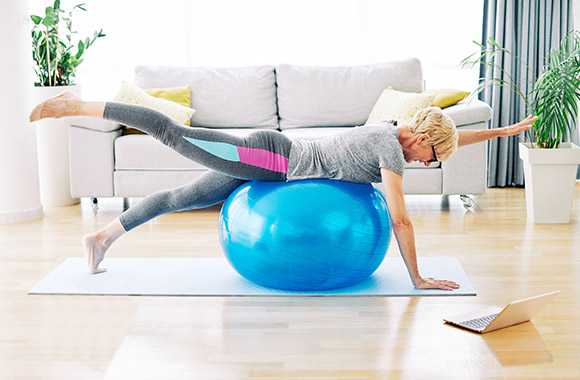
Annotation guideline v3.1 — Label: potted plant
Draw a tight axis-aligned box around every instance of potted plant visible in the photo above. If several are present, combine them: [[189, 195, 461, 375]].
[[463, 32, 580, 223], [31, 0, 105, 87], [30, 0, 105, 206]]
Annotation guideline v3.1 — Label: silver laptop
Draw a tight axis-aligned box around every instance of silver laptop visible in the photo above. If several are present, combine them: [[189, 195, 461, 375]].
[[444, 291, 560, 333]]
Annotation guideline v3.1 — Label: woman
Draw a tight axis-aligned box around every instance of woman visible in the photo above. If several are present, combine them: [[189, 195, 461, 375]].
[[30, 92, 536, 290]]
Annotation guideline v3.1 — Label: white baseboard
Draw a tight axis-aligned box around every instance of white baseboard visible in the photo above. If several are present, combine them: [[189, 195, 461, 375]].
[[0, 206, 43, 224]]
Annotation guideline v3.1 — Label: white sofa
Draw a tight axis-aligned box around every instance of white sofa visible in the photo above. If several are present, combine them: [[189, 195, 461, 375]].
[[67, 59, 492, 211]]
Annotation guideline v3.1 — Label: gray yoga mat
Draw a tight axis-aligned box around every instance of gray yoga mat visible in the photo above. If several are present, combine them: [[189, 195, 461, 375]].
[[29, 257, 476, 296]]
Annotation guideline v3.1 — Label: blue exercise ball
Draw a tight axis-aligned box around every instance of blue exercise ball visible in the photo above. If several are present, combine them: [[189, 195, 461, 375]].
[[218, 179, 392, 291]]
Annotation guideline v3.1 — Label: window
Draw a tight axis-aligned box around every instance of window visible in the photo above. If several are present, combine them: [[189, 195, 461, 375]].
[[31, 0, 483, 98]]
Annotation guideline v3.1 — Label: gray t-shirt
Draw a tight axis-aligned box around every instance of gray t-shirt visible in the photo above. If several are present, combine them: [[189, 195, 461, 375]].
[[286, 121, 406, 183]]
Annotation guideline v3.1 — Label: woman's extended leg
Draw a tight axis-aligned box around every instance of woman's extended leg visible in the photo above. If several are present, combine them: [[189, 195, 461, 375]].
[[83, 171, 247, 273], [102, 102, 292, 181], [30, 93, 292, 182]]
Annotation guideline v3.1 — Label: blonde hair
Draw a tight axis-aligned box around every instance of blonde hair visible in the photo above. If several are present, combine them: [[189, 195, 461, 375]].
[[408, 107, 457, 161]]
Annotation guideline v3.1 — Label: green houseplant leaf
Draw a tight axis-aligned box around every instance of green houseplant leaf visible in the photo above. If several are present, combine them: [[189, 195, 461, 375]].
[[30, 15, 43, 25], [463, 31, 580, 149], [31, 0, 105, 86]]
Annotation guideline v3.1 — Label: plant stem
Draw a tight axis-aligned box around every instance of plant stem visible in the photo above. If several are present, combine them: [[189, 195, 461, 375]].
[[53, 23, 59, 85], [45, 24, 50, 86]]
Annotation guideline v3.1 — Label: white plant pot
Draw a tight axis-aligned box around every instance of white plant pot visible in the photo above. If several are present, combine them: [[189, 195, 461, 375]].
[[519, 142, 580, 223], [33, 85, 82, 207]]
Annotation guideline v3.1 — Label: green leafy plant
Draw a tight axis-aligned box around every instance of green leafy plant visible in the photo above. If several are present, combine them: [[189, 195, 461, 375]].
[[31, 0, 105, 87], [462, 31, 580, 148]]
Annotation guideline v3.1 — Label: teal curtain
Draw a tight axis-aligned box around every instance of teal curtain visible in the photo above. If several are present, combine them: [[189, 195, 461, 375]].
[[480, 0, 577, 187]]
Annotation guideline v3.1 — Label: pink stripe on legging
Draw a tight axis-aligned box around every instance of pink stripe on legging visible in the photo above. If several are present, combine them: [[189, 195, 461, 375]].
[[236, 146, 289, 173]]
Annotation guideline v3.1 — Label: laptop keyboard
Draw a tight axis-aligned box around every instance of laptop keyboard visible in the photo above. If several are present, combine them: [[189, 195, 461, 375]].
[[460, 313, 499, 330]]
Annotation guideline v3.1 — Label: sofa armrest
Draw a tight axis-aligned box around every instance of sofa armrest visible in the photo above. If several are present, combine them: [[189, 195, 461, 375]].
[[441, 121, 488, 195], [440, 99, 492, 195], [442, 99, 492, 127], [68, 118, 123, 198], [65, 116, 123, 133]]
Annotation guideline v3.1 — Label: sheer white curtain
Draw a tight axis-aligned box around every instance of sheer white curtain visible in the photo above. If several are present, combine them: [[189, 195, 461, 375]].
[[30, 0, 483, 99]]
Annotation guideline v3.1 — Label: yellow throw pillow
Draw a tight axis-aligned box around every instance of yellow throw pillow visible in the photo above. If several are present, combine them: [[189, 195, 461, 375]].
[[144, 86, 192, 110], [423, 88, 469, 109], [366, 87, 436, 125], [114, 82, 195, 134]]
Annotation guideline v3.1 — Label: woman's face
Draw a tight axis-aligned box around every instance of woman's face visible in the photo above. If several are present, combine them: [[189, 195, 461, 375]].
[[403, 135, 438, 167]]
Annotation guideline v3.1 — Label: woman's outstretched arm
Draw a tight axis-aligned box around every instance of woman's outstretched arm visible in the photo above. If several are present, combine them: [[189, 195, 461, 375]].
[[457, 115, 537, 147]]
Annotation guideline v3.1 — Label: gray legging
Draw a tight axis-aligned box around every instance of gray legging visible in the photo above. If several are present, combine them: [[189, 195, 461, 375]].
[[103, 103, 292, 231]]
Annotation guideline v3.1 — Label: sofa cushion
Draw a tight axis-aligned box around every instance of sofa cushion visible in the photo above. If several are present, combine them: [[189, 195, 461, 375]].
[[365, 88, 435, 125], [276, 59, 424, 130], [114, 171, 206, 198], [114, 129, 260, 170], [113, 81, 196, 126], [134, 65, 279, 129]]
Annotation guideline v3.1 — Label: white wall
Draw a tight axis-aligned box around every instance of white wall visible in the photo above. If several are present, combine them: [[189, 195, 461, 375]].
[[0, 1, 43, 223], [29, 0, 483, 99]]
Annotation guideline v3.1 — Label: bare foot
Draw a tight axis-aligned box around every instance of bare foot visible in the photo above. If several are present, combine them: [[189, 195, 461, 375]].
[[29, 91, 81, 122], [82, 234, 108, 274]]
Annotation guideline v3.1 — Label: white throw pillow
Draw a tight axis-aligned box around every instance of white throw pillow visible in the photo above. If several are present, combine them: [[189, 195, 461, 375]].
[[366, 88, 435, 125], [113, 81, 195, 125]]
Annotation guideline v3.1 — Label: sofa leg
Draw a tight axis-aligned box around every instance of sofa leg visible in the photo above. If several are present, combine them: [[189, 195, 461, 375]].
[[123, 197, 130, 211], [90, 198, 99, 215], [459, 195, 476, 210]]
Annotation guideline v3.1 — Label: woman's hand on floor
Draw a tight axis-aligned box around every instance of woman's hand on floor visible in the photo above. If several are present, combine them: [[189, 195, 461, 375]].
[[414, 277, 460, 291]]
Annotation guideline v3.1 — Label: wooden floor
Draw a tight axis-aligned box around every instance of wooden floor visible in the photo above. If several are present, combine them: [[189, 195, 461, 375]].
[[1, 185, 579, 380]]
